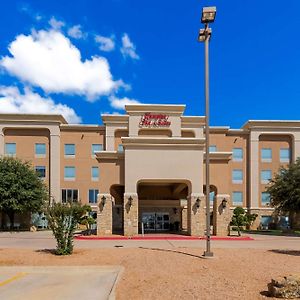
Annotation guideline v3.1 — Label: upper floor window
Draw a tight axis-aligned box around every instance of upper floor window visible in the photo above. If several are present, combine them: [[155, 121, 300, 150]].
[[209, 145, 217, 152], [261, 170, 272, 184], [91, 166, 99, 181], [35, 143, 46, 156], [64, 166, 75, 180], [64, 144, 75, 156], [5, 143, 16, 156], [261, 192, 270, 206], [232, 169, 243, 184], [35, 166, 46, 178], [261, 148, 272, 162], [91, 144, 103, 156], [89, 189, 99, 204], [280, 148, 290, 163], [232, 191, 243, 205], [233, 148, 243, 161], [62, 189, 78, 203], [117, 144, 124, 152]]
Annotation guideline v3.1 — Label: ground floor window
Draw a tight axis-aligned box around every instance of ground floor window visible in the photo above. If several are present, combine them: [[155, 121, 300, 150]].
[[61, 189, 79, 203], [89, 189, 99, 204]]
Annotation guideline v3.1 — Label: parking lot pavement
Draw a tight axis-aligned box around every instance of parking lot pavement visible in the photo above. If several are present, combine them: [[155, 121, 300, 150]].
[[0, 266, 123, 300]]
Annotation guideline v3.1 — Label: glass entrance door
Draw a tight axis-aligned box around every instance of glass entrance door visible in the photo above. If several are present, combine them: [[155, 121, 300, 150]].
[[142, 212, 170, 231]]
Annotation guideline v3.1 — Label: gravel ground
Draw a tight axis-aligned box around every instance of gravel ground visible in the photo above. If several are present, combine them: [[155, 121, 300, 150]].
[[0, 247, 299, 299]]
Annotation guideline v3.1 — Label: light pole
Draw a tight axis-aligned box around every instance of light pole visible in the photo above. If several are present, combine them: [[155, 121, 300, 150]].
[[198, 6, 216, 258]]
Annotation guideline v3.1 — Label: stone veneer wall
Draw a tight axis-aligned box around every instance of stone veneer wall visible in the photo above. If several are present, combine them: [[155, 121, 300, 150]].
[[123, 193, 138, 236], [213, 194, 232, 236]]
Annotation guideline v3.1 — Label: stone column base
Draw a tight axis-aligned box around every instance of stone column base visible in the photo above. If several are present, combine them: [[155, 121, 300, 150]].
[[97, 194, 113, 235], [213, 194, 231, 236], [188, 194, 205, 236], [123, 193, 138, 236]]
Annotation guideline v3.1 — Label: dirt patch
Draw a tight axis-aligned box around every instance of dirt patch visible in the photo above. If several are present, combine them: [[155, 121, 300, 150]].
[[0, 247, 298, 299]]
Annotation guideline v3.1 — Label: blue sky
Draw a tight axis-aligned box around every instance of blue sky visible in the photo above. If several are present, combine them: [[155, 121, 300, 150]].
[[0, 1, 299, 128]]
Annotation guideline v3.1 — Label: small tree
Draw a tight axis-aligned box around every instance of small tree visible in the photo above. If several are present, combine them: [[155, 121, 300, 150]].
[[45, 202, 91, 255], [0, 156, 48, 229], [79, 214, 97, 235], [267, 158, 300, 228], [231, 207, 258, 236]]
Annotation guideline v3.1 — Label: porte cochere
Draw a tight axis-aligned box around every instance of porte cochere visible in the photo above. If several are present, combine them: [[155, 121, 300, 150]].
[[96, 104, 232, 236]]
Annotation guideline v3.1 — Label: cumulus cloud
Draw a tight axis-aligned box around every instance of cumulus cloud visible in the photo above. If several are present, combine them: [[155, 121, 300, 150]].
[[0, 29, 126, 100], [0, 86, 81, 123], [95, 35, 115, 52], [109, 95, 140, 110], [68, 25, 86, 39], [120, 33, 139, 60], [49, 17, 65, 30]]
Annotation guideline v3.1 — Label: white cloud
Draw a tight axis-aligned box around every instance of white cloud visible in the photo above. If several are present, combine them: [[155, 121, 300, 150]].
[[68, 25, 86, 39], [109, 95, 140, 110], [120, 33, 139, 60], [95, 35, 115, 52], [0, 86, 81, 123], [49, 17, 65, 30], [0, 29, 126, 100]]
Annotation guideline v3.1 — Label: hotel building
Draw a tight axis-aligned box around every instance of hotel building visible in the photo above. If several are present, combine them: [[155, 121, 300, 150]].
[[0, 104, 299, 235]]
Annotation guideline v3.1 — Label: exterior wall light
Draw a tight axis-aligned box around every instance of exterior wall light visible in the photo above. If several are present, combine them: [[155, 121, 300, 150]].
[[221, 198, 228, 208], [128, 196, 133, 207], [101, 196, 106, 206], [196, 198, 201, 208], [201, 6, 216, 24]]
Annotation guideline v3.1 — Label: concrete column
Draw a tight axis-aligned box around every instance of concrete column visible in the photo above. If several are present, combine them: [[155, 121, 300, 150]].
[[123, 193, 138, 236], [213, 194, 231, 236], [105, 126, 115, 151], [293, 132, 300, 161], [187, 193, 205, 236], [249, 131, 260, 209], [49, 131, 60, 202], [97, 193, 113, 235], [0, 126, 4, 156]]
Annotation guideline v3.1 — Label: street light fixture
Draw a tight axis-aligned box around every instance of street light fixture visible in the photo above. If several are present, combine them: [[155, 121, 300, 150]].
[[198, 6, 216, 258]]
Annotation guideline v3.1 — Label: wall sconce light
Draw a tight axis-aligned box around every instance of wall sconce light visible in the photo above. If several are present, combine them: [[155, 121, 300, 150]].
[[173, 207, 178, 214], [196, 198, 201, 208], [101, 196, 106, 206], [128, 196, 133, 207], [221, 198, 227, 208]]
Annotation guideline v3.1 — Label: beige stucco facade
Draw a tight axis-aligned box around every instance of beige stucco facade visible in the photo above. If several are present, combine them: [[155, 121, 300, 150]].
[[0, 106, 300, 234]]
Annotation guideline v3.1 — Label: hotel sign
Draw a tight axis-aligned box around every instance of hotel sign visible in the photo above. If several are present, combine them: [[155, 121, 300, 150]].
[[139, 113, 171, 128]]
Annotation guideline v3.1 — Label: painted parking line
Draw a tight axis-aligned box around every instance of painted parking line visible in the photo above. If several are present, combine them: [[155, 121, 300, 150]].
[[0, 272, 28, 287]]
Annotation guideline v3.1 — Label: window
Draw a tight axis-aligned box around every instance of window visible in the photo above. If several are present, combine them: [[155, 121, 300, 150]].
[[61, 189, 78, 203], [117, 144, 124, 152], [232, 192, 243, 205], [64, 166, 75, 180], [35, 166, 46, 178], [89, 189, 99, 204], [209, 191, 215, 204], [91, 166, 99, 181], [5, 143, 16, 156], [233, 148, 243, 161], [209, 145, 217, 152], [261, 170, 272, 184], [91, 144, 103, 156], [260, 216, 272, 229], [261, 192, 270, 205], [35, 143, 46, 156], [280, 148, 290, 163], [64, 144, 75, 156], [232, 169, 243, 184], [261, 148, 272, 162]]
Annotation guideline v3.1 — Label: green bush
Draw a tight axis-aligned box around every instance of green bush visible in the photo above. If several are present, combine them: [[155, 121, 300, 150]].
[[45, 202, 91, 255], [230, 207, 258, 236]]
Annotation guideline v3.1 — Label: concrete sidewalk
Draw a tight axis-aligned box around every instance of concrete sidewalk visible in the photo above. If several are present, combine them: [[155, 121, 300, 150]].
[[0, 266, 123, 300]]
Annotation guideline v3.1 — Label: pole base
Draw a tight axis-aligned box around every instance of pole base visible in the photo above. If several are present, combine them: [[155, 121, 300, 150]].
[[202, 251, 214, 258]]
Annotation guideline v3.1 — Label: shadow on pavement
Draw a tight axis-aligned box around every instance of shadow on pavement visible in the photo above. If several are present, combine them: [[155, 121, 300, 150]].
[[138, 246, 203, 259], [35, 249, 56, 255], [269, 249, 300, 256]]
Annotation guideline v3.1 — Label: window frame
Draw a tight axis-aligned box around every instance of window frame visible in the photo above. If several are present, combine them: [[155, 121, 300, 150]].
[[91, 166, 99, 181], [261, 192, 270, 206], [232, 191, 243, 206], [280, 148, 290, 163], [61, 189, 79, 203], [209, 145, 217, 153], [261, 170, 272, 184], [5, 143, 16, 156], [232, 169, 243, 184], [232, 148, 243, 162], [35, 143, 46, 157], [64, 143, 76, 157], [88, 189, 99, 204], [91, 144, 103, 157], [35, 166, 46, 179], [261, 148, 272, 162]]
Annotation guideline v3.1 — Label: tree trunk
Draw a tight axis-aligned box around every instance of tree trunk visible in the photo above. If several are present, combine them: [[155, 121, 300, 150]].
[[237, 226, 241, 236], [7, 211, 15, 230]]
